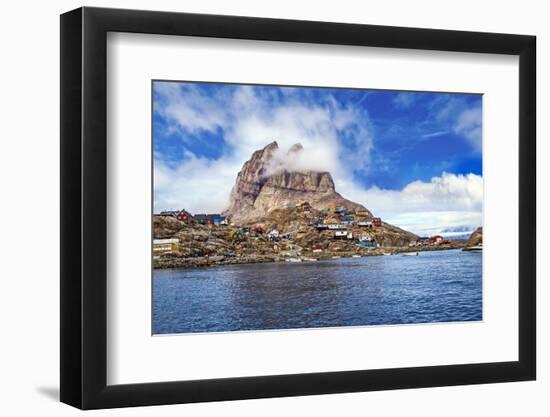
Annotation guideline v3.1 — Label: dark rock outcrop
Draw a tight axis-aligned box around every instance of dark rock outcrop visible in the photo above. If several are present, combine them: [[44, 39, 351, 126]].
[[466, 227, 483, 246]]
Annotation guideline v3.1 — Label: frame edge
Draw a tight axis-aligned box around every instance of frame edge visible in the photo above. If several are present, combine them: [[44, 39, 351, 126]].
[[518, 34, 536, 380], [60, 7, 84, 409]]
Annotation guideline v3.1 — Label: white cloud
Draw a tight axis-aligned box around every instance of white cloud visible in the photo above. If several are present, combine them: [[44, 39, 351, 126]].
[[431, 95, 482, 151], [393, 92, 416, 109], [154, 83, 374, 213], [154, 154, 237, 214], [454, 107, 482, 150], [336, 172, 483, 236], [154, 82, 229, 134]]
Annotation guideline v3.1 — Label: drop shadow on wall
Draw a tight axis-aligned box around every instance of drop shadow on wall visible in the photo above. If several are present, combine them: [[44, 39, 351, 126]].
[[35, 386, 59, 401]]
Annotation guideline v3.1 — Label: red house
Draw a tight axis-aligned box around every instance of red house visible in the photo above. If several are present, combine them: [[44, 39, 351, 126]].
[[372, 217, 382, 227], [430, 235, 444, 244], [176, 209, 193, 223]]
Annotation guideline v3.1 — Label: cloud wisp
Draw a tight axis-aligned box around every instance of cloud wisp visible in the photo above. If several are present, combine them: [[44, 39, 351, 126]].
[[393, 92, 417, 109], [431, 94, 483, 151], [422, 130, 448, 139]]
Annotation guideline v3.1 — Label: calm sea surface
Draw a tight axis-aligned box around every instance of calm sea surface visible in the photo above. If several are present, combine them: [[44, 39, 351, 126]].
[[153, 249, 482, 334]]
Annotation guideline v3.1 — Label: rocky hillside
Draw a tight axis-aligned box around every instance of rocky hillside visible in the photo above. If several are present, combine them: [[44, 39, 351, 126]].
[[243, 206, 417, 247], [154, 210, 421, 269], [466, 227, 483, 246], [225, 141, 371, 223]]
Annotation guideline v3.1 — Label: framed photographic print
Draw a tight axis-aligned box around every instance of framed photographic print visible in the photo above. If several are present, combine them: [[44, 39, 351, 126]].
[[60, 7, 536, 409]]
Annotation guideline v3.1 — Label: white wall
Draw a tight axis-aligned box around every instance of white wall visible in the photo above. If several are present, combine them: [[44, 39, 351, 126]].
[[0, 0, 545, 415]]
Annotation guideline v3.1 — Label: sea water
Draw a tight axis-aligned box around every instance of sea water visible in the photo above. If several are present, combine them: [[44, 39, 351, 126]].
[[153, 249, 482, 334]]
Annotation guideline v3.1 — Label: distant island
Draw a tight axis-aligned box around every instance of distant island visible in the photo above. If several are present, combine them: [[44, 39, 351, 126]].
[[153, 142, 478, 269]]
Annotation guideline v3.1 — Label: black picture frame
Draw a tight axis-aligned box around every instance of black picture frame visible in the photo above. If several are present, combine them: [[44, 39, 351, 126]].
[[60, 6, 536, 410]]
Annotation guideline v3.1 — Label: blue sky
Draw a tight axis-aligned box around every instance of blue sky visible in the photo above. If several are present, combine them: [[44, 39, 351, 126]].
[[153, 81, 483, 237]]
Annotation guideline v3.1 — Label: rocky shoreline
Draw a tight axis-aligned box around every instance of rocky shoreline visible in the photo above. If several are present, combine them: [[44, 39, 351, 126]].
[[154, 243, 467, 270]]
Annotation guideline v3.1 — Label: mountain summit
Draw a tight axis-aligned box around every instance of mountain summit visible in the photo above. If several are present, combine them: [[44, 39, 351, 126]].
[[225, 141, 372, 223]]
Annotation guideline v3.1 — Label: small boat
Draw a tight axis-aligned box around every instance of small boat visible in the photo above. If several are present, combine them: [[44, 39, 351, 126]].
[[331, 256, 341, 259], [352, 255, 361, 258], [382, 252, 392, 256], [463, 245, 482, 252], [285, 258, 302, 263], [402, 252, 419, 256], [302, 257, 318, 262]]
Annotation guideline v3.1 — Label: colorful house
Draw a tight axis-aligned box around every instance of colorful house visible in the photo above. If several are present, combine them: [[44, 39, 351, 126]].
[[194, 213, 223, 225], [357, 221, 373, 228], [176, 209, 193, 223], [416, 237, 430, 246], [193, 214, 209, 224], [311, 244, 323, 253], [268, 229, 280, 241], [372, 217, 382, 227], [358, 235, 377, 248], [430, 235, 444, 244], [358, 239, 377, 248], [327, 223, 347, 230], [153, 238, 180, 254]]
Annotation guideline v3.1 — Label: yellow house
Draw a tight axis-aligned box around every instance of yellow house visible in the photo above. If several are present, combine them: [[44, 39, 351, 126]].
[[153, 238, 180, 254]]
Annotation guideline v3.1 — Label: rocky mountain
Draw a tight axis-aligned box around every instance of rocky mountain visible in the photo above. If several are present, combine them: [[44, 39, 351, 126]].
[[225, 141, 371, 223]]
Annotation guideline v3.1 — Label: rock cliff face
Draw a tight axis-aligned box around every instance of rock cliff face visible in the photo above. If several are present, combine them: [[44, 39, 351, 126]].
[[225, 141, 371, 223], [466, 227, 483, 246]]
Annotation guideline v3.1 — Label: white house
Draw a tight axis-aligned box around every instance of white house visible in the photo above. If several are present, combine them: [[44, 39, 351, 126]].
[[153, 238, 180, 254]]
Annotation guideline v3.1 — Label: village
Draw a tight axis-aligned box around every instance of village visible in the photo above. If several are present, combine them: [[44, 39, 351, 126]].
[[153, 201, 465, 269]]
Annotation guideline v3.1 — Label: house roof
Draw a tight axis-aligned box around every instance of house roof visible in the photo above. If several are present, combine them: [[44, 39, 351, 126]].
[[194, 213, 222, 220]]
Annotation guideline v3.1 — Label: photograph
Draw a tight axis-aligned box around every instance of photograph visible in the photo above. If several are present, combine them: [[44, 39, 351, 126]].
[[152, 80, 483, 335]]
